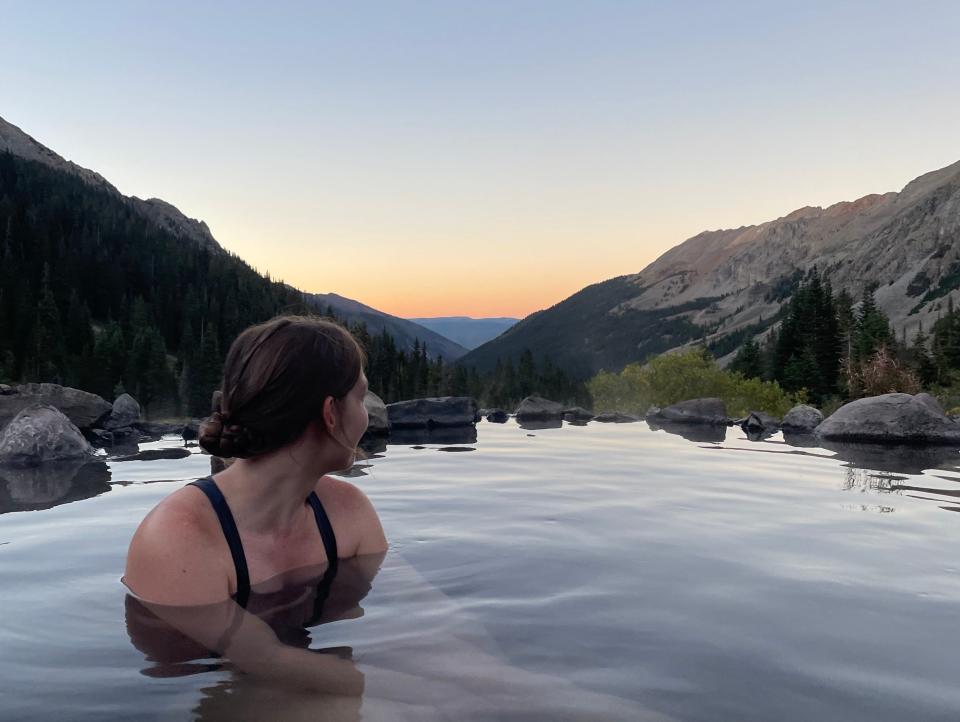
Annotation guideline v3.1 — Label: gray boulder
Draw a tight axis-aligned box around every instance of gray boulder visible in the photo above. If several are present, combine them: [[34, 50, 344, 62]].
[[644, 405, 661, 419], [0, 384, 12, 395], [515, 396, 564, 420], [780, 404, 823, 434], [0, 383, 111, 431], [562, 407, 594, 422], [656, 398, 728, 425], [104, 393, 141, 430], [815, 393, 960, 444], [0, 405, 97, 466], [387, 397, 478, 429], [741, 411, 780, 433], [593, 412, 641, 423], [364, 391, 389, 434], [484, 408, 509, 423]]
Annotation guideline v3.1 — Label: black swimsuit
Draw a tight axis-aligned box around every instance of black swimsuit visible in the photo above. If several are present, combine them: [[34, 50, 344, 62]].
[[188, 476, 339, 608]]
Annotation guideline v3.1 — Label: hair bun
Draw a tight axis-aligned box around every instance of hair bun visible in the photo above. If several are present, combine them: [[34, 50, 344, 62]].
[[198, 411, 261, 458]]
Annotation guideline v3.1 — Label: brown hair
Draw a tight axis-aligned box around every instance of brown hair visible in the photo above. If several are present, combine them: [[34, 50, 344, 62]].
[[198, 315, 366, 458]]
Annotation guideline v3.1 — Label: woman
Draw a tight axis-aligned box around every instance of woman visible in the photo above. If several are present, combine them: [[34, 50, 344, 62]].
[[124, 315, 387, 695]]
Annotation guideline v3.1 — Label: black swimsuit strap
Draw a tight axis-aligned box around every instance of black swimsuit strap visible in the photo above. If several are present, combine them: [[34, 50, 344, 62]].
[[307, 491, 339, 569], [189, 478, 340, 611], [189, 477, 251, 608]]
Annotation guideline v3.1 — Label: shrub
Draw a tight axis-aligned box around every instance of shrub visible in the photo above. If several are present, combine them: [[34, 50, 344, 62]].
[[844, 345, 921, 397], [588, 349, 803, 417]]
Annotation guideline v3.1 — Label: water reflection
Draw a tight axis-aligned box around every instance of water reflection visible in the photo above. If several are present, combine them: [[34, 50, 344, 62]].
[[387, 426, 478, 446], [517, 418, 563, 431], [818, 440, 960, 475], [0, 460, 111, 513], [645, 418, 728, 443]]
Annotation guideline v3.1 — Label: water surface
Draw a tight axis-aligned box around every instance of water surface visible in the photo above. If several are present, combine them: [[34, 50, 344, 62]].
[[3, 421, 960, 721]]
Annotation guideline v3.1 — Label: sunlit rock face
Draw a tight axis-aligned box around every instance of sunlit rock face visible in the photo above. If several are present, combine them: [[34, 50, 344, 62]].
[[0, 405, 97, 466]]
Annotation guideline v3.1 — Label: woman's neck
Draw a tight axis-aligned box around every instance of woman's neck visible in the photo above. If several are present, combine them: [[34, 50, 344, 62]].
[[212, 442, 336, 535]]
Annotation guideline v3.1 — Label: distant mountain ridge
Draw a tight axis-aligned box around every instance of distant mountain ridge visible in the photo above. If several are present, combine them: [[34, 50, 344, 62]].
[[462, 159, 960, 377], [408, 316, 518, 350], [305, 293, 468, 360], [0, 114, 456, 360]]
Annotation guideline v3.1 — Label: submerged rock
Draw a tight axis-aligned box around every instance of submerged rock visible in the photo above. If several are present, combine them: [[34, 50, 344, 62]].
[[0, 405, 97, 466], [387, 397, 478, 428], [515, 396, 564, 420], [816, 393, 960, 445], [0, 383, 111, 431], [364, 391, 389, 434], [112, 448, 192, 462], [780, 404, 823, 434], [654, 398, 728, 425]]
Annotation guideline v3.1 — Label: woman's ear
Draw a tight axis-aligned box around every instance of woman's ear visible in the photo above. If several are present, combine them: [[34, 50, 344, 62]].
[[321, 395, 338, 433]]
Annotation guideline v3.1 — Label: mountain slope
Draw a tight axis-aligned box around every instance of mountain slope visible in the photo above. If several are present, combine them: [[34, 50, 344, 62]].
[[0, 114, 458, 361], [306, 293, 468, 360], [0, 116, 221, 251], [408, 316, 518, 350], [462, 159, 960, 377]]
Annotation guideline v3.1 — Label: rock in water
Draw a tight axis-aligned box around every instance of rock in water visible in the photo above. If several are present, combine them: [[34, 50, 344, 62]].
[[105, 393, 141, 430], [515, 396, 564, 420], [562, 407, 594, 422], [0, 405, 96, 466], [655, 398, 728, 425], [741, 411, 780, 432], [386, 397, 478, 428], [593, 412, 641, 423], [816, 393, 960, 444], [780, 404, 823, 434], [364, 391, 389, 434], [484, 409, 509, 423], [0, 383, 111, 431]]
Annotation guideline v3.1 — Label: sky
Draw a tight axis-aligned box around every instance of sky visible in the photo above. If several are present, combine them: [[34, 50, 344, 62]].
[[2, 1, 959, 319]]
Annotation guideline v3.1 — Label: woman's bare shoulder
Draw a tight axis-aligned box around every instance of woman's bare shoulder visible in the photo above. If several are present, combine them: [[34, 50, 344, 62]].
[[124, 484, 231, 605], [314, 475, 387, 557]]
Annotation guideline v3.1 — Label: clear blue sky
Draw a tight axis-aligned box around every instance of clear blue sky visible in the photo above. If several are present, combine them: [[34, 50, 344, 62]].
[[2, 1, 958, 316]]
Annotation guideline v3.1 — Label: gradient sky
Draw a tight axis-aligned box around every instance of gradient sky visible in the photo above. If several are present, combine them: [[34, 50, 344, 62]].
[[2, 1, 959, 318]]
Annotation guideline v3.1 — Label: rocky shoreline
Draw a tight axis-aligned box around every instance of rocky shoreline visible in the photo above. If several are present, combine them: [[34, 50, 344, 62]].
[[3, 382, 960, 466]]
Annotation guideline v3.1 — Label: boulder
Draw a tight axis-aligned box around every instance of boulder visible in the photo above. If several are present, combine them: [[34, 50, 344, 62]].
[[515, 396, 564, 420], [815, 393, 960, 445], [0, 383, 111, 431], [644, 406, 661, 418], [0, 384, 12, 395], [182, 419, 201, 440], [780, 404, 823, 434], [562, 407, 594, 422], [484, 408, 509, 423], [386, 397, 478, 429], [0, 405, 97, 466], [593, 412, 641, 423], [655, 398, 728, 425], [104, 393, 141, 430], [741, 411, 780, 433], [134, 420, 183, 437], [364, 391, 389, 434]]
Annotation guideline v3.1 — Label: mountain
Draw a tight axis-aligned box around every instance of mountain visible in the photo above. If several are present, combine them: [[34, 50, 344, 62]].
[[0, 114, 458, 361], [0, 116, 221, 251], [407, 316, 518, 350], [305, 293, 468, 360], [461, 159, 960, 378]]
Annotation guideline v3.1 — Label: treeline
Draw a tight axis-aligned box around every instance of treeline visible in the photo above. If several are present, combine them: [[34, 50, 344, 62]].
[[323, 306, 588, 409], [0, 150, 312, 415], [729, 269, 955, 406]]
